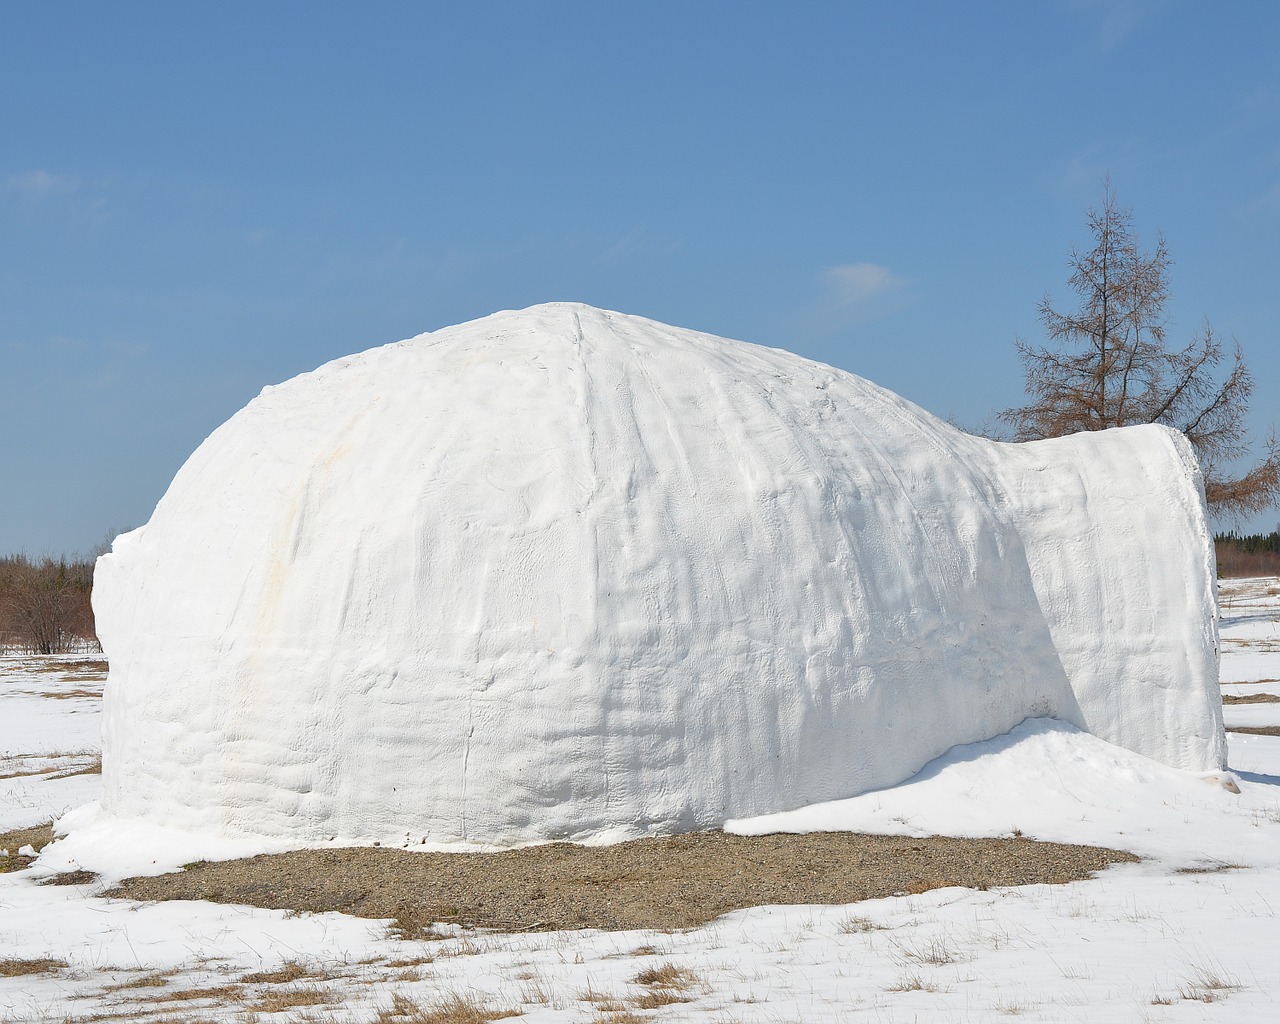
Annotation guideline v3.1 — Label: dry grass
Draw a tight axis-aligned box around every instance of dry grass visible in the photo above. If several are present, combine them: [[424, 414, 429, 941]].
[[49, 754, 102, 778], [1222, 693, 1280, 704], [84, 1016, 220, 1024], [591, 1011, 648, 1024], [25, 658, 108, 675], [153, 983, 245, 1003], [373, 992, 519, 1023], [627, 962, 699, 1008], [383, 956, 436, 969], [0, 765, 58, 781], [1177, 964, 1243, 1003], [40, 687, 104, 699], [0, 754, 99, 782], [104, 972, 170, 991], [838, 914, 888, 934], [239, 960, 315, 985], [578, 985, 627, 1011], [0, 957, 67, 977], [388, 903, 459, 941], [897, 935, 963, 966], [1226, 725, 1280, 737], [632, 987, 691, 1009], [247, 982, 333, 1012], [886, 972, 941, 993], [632, 962, 698, 990], [1175, 863, 1248, 875]]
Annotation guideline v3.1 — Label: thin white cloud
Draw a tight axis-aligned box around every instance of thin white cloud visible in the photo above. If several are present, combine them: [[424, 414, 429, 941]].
[[2, 169, 81, 200], [1065, 0, 1151, 50], [1049, 137, 1147, 201], [822, 262, 904, 307]]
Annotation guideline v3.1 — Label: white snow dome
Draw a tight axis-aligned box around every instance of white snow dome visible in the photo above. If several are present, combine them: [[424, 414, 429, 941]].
[[93, 303, 1225, 847]]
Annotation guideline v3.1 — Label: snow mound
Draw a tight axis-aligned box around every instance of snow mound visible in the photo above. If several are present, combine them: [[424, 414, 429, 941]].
[[730, 718, 1255, 865], [91, 303, 1224, 848]]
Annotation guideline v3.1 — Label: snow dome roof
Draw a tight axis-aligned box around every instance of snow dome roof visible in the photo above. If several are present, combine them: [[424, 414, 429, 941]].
[[92, 303, 1225, 847]]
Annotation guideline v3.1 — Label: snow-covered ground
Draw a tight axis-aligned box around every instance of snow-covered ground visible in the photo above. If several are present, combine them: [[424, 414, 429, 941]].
[[3, 579, 1279, 1023]]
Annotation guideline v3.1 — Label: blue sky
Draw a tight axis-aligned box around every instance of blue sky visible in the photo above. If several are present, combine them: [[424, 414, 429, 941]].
[[3, 1, 1279, 554]]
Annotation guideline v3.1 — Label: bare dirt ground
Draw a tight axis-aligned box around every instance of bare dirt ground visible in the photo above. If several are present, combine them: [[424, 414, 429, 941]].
[[97, 830, 1136, 933]]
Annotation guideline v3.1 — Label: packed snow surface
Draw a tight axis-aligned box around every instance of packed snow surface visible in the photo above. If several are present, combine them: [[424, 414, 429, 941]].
[[91, 303, 1223, 847]]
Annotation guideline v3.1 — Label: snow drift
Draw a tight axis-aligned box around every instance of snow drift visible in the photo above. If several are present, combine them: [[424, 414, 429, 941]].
[[91, 303, 1225, 847]]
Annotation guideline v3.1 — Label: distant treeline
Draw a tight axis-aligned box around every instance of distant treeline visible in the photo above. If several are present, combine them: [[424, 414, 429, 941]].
[[1215, 531, 1280, 578], [0, 529, 1274, 653], [0, 555, 98, 654]]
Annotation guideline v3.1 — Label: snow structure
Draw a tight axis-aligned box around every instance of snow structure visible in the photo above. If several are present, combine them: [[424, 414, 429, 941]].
[[92, 303, 1225, 849]]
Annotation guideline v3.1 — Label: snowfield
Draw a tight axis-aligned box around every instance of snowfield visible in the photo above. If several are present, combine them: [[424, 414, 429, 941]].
[[2, 578, 1279, 1022]]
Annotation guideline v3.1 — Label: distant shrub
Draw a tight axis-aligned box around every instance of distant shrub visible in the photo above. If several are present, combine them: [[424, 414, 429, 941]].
[[0, 554, 98, 653]]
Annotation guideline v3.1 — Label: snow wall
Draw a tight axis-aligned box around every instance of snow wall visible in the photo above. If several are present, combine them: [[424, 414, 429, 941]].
[[92, 303, 1226, 848]]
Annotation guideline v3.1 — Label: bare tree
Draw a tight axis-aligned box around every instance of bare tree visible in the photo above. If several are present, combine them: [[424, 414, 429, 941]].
[[1002, 184, 1279, 520], [0, 555, 96, 654]]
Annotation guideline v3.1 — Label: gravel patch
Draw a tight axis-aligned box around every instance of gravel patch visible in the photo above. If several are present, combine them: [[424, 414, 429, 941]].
[[0, 822, 54, 873], [104, 831, 1136, 933]]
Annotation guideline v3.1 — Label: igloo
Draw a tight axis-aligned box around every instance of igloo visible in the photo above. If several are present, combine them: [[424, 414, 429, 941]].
[[92, 303, 1225, 847]]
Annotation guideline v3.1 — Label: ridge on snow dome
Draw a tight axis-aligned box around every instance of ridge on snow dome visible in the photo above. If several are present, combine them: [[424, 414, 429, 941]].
[[91, 303, 1225, 848]]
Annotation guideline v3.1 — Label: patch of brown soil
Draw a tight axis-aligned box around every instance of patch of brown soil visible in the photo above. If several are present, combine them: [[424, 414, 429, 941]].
[[1227, 725, 1280, 737], [1223, 693, 1280, 704], [105, 831, 1136, 933]]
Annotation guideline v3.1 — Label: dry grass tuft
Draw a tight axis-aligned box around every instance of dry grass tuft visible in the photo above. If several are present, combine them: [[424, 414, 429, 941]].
[[374, 992, 519, 1023], [0, 957, 68, 977], [247, 982, 334, 1013], [632, 987, 692, 1009], [1222, 693, 1280, 704], [378, 952, 435, 967], [387, 904, 458, 941], [592, 1011, 648, 1024], [104, 972, 170, 991], [384, 956, 436, 969], [1226, 725, 1280, 737], [838, 914, 888, 934], [886, 971, 941, 993], [154, 983, 245, 1003], [898, 936, 963, 966], [579, 987, 627, 1011], [632, 962, 699, 990], [240, 960, 314, 984], [48, 754, 102, 778], [1177, 964, 1243, 1003], [1175, 863, 1248, 875]]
